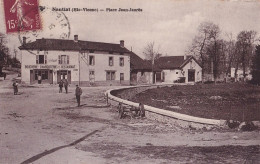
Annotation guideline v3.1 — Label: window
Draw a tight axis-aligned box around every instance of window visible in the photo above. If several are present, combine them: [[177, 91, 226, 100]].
[[106, 71, 115, 80], [119, 57, 124, 66], [176, 72, 178, 74], [109, 51, 113, 54], [109, 57, 113, 66], [120, 73, 124, 81], [58, 55, 69, 64], [89, 50, 94, 53], [36, 55, 47, 64], [89, 56, 95, 65]]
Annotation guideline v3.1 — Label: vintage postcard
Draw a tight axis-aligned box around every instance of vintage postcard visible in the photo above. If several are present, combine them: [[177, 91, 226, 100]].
[[0, 0, 259, 163]]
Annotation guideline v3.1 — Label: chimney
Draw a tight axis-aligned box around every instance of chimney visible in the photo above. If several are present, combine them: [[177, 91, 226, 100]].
[[184, 54, 187, 60], [120, 40, 124, 47], [23, 37, 26, 45], [74, 35, 78, 42]]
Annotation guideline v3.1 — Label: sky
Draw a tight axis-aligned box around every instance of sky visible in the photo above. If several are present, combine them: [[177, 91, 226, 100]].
[[1, 0, 260, 60]]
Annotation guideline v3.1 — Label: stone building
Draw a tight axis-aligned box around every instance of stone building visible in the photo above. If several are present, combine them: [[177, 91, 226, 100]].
[[19, 35, 131, 86]]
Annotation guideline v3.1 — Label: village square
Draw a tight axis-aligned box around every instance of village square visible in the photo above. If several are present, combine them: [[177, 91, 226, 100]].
[[1, 0, 260, 163]]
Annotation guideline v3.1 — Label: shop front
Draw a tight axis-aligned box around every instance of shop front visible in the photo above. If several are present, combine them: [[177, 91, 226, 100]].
[[30, 69, 53, 84], [25, 65, 75, 84]]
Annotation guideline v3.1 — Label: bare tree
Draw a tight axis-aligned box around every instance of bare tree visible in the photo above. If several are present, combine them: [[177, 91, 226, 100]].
[[188, 21, 220, 82], [206, 39, 227, 82], [236, 30, 257, 80], [143, 42, 162, 62], [224, 33, 237, 77], [143, 42, 162, 83]]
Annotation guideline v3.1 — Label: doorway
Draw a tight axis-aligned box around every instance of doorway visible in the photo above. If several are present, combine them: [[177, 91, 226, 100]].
[[188, 69, 195, 82], [30, 69, 53, 84], [89, 70, 95, 85], [57, 70, 71, 84]]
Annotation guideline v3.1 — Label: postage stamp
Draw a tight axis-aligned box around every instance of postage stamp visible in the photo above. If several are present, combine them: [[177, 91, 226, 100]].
[[17, 6, 71, 55], [3, 0, 41, 33]]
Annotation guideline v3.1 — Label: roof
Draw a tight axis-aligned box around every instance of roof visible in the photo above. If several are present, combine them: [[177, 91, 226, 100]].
[[155, 55, 200, 69], [130, 52, 149, 70], [19, 38, 130, 53], [129, 52, 161, 71]]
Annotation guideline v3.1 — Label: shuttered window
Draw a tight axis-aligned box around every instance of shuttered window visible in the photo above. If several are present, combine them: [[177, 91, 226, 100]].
[[45, 55, 47, 64], [36, 55, 46, 64], [58, 55, 61, 64], [89, 56, 95, 65], [36, 55, 39, 64], [119, 57, 124, 66], [58, 55, 69, 64], [67, 56, 69, 64]]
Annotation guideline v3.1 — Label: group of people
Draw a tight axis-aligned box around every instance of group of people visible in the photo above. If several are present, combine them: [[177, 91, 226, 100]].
[[12, 79, 83, 107], [58, 79, 69, 93], [58, 79, 82, 107]]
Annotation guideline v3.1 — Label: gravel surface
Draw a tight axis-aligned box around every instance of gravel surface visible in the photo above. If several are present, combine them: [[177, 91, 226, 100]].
[[0, 72, 259, 164]]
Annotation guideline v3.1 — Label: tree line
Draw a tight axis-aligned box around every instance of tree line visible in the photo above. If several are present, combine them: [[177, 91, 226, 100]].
[[0, 33, 20, 73], [187, 21, 259, 83]]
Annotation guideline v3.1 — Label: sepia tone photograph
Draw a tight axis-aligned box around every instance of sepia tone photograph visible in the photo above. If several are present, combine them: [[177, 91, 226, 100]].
[[0, 0, 259, 163]]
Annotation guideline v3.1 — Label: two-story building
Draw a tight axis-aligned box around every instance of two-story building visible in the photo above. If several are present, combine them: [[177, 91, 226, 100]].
[[19, 35, 131, 86]]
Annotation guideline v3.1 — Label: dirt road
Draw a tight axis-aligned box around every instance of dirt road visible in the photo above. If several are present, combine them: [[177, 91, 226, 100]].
[[0, 72, 259, 164]]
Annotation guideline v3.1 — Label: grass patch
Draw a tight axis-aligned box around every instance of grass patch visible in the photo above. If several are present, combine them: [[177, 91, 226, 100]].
[[130, 83, 260, 121]]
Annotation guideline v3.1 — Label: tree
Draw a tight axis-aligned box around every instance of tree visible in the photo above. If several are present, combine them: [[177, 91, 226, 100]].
[[206, 39, 227, 82], [236, 30, 257, 80], [188, 21, 220, 82], [143, 42, 162, 84], [143, 42, 161, 62], [251, 45, 260, 85], [0, 33, 9, 73]]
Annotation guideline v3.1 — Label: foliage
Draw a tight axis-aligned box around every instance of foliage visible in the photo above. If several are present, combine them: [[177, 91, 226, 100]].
[[251, 45, 260, 85], [188, 22, 258, 82], [235, 30, 257, 79], [0, 33, 21, 71]]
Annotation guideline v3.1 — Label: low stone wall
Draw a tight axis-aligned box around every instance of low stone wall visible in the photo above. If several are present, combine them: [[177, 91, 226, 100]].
[[110, 85, 158, 100], [145, 110, 216, 129], [106, 84, 226, 128]]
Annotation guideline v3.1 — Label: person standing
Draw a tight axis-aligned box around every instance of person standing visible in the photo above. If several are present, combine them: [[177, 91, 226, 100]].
[[58, 80, 63, 93], [12, 81, 18, 95], [38, 75, 42, 84], [64, 79, 69, 94], [75, 85, 82, 107]]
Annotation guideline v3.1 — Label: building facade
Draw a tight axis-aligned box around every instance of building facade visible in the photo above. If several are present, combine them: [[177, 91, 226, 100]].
[[156, 56, 202, 83], [19, 35, 131, 86]]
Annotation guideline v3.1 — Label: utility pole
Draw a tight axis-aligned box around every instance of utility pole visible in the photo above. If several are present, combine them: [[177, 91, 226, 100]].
[[78, 52, 81, 86]]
